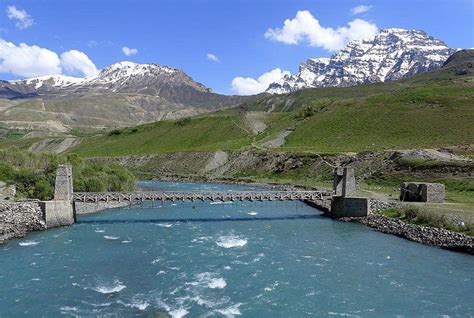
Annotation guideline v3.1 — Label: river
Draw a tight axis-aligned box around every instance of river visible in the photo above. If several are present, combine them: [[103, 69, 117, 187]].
[[1, 181, 473, 317]]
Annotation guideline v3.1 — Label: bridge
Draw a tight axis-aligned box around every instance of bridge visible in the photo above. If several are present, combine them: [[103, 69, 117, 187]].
[[42, 165, 369, 228], [73, 190, 327, 203]]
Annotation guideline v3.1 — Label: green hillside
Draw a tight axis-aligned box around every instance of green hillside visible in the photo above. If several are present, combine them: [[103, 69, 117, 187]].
[[74, 114, 255, 156], [70, 50, 474, 157]]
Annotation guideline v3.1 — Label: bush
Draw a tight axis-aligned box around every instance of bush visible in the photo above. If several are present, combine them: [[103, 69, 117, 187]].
[[402, 206, 419, 220], [0, 148, 136, 200], [108, 129, 122, 136], [73, 162, 136, 193], [0, 163, 16, 182], [175, 117, 191, 126]]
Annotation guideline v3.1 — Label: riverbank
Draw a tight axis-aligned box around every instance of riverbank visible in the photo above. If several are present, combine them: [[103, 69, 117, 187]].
[[340, 213, 474, 255], [154, 178, 474, 255], [2, 177, 473, 255], [304, 199, 474, 255], [0, 201, 46, 244], [144, 174, 314, 192], [87, 149, 474, 223]]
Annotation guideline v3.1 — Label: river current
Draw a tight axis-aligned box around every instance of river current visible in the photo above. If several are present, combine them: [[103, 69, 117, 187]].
[[1, 181, 473, 317]]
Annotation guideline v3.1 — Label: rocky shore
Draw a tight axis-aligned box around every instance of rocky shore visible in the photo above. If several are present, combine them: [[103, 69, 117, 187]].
[[0, 202, 46, 244], [305, 199, 473, 254], [339, 214, 474, 254]]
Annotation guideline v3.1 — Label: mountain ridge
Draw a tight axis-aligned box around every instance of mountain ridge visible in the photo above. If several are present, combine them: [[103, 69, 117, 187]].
[[267, 28, 457, 94], [0, 61, 251, 132], [3, 61, 212, 97]]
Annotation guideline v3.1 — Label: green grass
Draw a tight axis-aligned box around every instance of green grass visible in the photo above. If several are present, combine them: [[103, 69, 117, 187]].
[[0, 136, 42, 150], [381, 205, 474, 236], [72, 114, 254, 157], [282, 85, 474, 152]]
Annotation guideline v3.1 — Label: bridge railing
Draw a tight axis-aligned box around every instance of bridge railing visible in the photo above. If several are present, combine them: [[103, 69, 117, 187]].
[[72, 191, 328, 203]]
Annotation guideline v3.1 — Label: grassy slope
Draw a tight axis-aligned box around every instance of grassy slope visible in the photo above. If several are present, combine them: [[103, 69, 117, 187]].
[[70, 61, 474, 156], [74, 113, 254, 157], [283, 85, 473, 152]]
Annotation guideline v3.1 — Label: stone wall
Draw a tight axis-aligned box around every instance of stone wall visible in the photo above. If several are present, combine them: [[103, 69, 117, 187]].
[[0, 201, 46, 243]]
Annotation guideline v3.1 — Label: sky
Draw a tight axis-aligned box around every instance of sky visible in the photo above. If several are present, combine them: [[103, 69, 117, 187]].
[[0, 0, 473, 95]]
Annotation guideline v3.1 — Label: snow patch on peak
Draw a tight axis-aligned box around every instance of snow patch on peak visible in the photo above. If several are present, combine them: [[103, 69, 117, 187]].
[[10, 74, 84, 89], [380, 27, 413, 34], [309, 57, 330, 64], [92, 61, 177, 83]]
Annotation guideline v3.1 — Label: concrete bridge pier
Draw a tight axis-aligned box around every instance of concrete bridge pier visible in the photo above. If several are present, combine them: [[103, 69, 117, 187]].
[[41, 164, 75, 228], [330, 167, 370, 217]]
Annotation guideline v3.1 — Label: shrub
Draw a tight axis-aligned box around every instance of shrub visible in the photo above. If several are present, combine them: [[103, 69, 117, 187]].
[[0, 148, 136, 200], [402, 206, 419, 220], [108, 129, 122, 136], [175, 117, 191, 126]]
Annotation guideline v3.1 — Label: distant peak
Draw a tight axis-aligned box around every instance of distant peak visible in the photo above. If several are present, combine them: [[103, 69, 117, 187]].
[[377, 28, 434, 39], [107, 61, 140, 68], [380, 27, 411, 33], [104, 61, 175, 70], [96, 61, 178, 78], [266, 28, 454, 94]]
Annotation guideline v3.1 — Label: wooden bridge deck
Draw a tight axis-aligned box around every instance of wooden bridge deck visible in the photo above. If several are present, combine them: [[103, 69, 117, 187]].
[[73, 191, 328, 203]]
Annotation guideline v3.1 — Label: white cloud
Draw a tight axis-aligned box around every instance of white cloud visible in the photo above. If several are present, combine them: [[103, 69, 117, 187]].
[[6, 6, 34, 30], [351, 5, 372, 15], [0, 38, 97, 78], [232, 68, 290, 95], [122, 46, 138, 56], [265, 10, 378, 51], [0, 39, 61, 77], [207, 53, 220, 63], [60, 50, 98, 77]]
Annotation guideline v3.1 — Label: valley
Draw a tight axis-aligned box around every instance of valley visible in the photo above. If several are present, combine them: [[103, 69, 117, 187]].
[[1, 3, 473, 317]]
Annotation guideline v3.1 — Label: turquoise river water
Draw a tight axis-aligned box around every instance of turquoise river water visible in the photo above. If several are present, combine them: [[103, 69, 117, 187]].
[[1, 181, 473, 317]]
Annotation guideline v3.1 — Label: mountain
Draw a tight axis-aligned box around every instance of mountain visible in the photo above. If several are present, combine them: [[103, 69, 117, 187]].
[[0, 62, 250, 132], [69, 50, 474, 157], [267, 28, 457, 94]]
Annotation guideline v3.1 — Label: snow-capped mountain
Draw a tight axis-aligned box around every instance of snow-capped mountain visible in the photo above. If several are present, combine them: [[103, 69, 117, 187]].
[[10, 74, 84, 89], [3, 61, 211, 96], [0, 61, 249, 130], [267, 28, 456, 94]]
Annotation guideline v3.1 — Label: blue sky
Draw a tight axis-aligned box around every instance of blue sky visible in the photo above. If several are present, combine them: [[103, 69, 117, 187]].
[[0, 0, 473, 94]]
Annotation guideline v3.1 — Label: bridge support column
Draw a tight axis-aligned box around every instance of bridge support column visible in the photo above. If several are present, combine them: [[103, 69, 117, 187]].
[[41, 164, 75, 228], [330, 166, 370, 217], [333, 167, 356, 197], [330, 196, 370, 217]]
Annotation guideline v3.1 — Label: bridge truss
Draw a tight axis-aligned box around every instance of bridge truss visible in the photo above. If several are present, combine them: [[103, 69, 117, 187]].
[[73, 191, 328, 203]]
